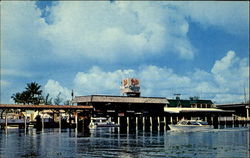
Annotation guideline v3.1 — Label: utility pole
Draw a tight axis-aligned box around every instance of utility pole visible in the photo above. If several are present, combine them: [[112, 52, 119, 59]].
[[71, 89, 74, 105], [244, 87, 247, 104]]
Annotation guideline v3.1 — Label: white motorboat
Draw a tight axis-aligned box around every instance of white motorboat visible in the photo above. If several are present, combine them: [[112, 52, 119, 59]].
[[89, 117, 119, 128], [168, 120, 211, 131]]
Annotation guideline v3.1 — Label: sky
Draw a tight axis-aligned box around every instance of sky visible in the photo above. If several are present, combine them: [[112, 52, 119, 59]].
[[1, 1, 249, 104]]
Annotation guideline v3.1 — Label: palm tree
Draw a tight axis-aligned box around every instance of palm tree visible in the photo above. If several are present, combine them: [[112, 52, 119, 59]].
[[11, 91, 31, 104], [25, 82, 42, 105], [11, 82, 43, 105], [25, 82, 42, 98], [11, 92, 22, 104]]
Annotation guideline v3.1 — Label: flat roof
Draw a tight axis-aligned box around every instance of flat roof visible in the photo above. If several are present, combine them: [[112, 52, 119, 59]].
[[216, 103, 249, 108], [164, 107, 234, 113], [72, 95, 168, 104]]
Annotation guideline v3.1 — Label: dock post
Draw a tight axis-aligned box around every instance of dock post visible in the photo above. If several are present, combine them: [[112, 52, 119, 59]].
[[127, 117, 129, 133], [246, 105, 250, 120], [5, 111, 8, 129], [225, 116, 227, 127], [170, 116, 173, 124], [213, 116, 219, 129], [59, 112, 62, 129], [164, 116, 166, 131], [143, 116, 145, 131], [24, 112, 27, 130], [136, 117, 138, 131], [118, 117, 120, 125], [157, 117, 160, 131], [42, 113, 44, 129], [75, 112, 78, 129], [150, 117, 152, 131]]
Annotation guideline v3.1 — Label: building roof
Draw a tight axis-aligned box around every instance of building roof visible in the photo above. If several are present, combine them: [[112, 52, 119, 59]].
[[72, 95, 168, 104], [167, 99, 213, 107], [168, 99, 190, 107], [190, 100, 213, 104], [216, 103, 250, 108]]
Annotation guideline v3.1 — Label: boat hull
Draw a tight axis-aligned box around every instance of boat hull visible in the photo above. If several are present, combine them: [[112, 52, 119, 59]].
[[169, 125, 212, 132], [96, 124, 120, 127]]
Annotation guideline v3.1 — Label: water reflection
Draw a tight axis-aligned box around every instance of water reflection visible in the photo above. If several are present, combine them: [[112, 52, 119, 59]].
[[0, 126, 249, 158]]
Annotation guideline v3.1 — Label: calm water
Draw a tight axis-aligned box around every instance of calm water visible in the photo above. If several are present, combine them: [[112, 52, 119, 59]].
[[0, 126, 249, 158]]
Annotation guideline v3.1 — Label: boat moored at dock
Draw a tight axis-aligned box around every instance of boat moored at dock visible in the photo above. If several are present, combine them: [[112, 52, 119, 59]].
[[89, 117, 119, 128], [169, 120, 212, 132]]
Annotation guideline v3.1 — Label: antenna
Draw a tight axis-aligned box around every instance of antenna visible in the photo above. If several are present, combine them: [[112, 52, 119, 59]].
[[244, 87, 247, 103], [174, 93, 181, 100], [71, 89, 74, 105]]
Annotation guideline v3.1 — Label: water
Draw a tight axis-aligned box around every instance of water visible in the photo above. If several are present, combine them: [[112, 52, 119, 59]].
[[0, 127, 249, 158]]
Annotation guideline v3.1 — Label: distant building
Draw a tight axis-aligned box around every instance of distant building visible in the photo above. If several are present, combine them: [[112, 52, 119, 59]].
[[167, 97, 214, 108], [216, 103, 250, 119]]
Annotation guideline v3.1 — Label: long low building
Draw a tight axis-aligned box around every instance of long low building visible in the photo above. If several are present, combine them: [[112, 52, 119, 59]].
[[164, 98, 234, 118], [72, 95, 168, 116], [216, 103, 250, 119]]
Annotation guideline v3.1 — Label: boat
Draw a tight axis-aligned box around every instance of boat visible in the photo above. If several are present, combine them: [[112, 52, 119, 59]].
[[89, 117, 119, 128], [168, 120, 211, 132]]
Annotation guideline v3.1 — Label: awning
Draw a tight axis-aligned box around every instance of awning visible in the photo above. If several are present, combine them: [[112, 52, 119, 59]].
[[164, 107, 234, 113]]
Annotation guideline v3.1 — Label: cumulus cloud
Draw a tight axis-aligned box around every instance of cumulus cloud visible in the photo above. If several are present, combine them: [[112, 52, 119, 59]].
[[71, 50, 249, 103], [1, 2, 248, 104], [211, 51, 249, 93], [37, 1, 248, 63], [2, 1, 248, 67], [44, 80, 72, 101], [73, 66, 135, 95], [40, 1, 196, 61], [175, 1, 249, 35], [1, 1, 46, 70]]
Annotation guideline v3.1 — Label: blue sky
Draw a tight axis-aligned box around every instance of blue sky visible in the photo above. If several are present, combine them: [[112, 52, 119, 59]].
[[1, 1, 249, 104]]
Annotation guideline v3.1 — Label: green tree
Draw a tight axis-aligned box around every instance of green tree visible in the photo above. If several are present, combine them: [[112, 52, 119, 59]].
[[64, 100, 71, 105], [42, 93, 53, 105], [54, 92, 63, 105], [11, 92, 22, 104], [11, 91, 31, 104], [11, 82, 43, 105]]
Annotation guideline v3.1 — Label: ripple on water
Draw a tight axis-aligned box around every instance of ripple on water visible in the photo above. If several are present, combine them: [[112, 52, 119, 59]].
[[0, 127, 249, 158]]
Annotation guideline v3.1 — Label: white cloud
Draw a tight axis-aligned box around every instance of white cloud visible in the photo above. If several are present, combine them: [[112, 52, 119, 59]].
[[2, 1, 247, 67], [1, 2, 248, 105], [39, 1, 196, 61], [211, 51, 236, 74], [73, 66, 135, 95], [44, 79, 72, 101], [211, 51, 249, 94], [71, 50, 249, 103], [1, 1, 47, 72], [175, 1, 249, 35]]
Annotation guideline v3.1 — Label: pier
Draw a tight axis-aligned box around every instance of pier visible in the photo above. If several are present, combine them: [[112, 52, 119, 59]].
[[0, 104, 93, 129], [1, 100, 249, 131]]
